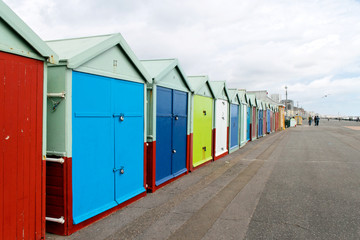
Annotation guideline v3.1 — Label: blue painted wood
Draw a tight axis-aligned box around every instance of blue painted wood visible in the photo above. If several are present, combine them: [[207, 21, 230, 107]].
[[156, 87, 173, 185], [113, 79, 145, 205], [258, 110, 263, 137], [155, 87, 187, 186], [172, 90, 187, 176], [230, 104, 239, 148], [72, 71, 145, 224], [247, 106, 251, 141]]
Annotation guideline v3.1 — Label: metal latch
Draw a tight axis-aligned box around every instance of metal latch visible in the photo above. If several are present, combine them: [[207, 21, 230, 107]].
[[175, 116, 179, 120], [46, 216, 65, 224], [113, 167, 125, 174], [203, 110, 207, 116], [202, 146, 207, 151], [113, 114, 125, 121], [172, 149, 176, 153]]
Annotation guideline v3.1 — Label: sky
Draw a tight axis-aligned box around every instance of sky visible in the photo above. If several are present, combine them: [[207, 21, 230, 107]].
[[4, 0, 360, 116]]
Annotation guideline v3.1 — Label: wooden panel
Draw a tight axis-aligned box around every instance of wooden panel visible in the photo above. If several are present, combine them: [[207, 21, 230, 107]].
[[0, 58, 4, 240], [46, 162, 65, 218], [0, 51, 44, 240]]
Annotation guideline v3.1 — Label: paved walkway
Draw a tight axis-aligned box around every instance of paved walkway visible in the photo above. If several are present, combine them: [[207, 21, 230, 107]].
[[47, 120, 360, 240]]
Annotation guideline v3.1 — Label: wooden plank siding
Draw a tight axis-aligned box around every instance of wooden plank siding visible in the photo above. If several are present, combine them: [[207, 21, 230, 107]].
[[0, 51, 44, 240]]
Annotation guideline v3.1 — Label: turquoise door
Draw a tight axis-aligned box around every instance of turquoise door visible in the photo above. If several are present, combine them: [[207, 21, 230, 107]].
[[72, 72, 145, 224], [247, 107, 251, 141], [113, 80, 145, 205]]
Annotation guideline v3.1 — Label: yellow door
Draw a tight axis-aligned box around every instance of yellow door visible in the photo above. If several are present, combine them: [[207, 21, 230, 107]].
[[192, 95, 213, 167]]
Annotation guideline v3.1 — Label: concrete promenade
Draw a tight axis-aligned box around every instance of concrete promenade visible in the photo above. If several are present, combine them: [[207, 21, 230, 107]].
[[47, 120, 360, 240]]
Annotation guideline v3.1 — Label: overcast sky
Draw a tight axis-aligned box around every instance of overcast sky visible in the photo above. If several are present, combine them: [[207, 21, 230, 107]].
[[4, 0, 360, 116]]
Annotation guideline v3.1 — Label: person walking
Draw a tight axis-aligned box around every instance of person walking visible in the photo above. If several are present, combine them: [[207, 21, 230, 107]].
[[308, 116, 312, 126], [314, 115, 320, 126]]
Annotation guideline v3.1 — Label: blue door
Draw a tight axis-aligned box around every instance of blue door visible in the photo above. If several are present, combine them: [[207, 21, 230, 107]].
[[113, 80, 145, 205], [258, 110, 262, 137], [155, 87, 172, 184], [247, 107, 251, 141], [230, 104, 239, 149], [156, 87, 187, 186], [172, 90, 188, 176], [72, 72, 145, 224], [267, 109, 271, 133]]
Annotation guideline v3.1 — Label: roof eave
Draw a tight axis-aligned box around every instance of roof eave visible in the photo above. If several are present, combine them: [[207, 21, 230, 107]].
[[66, 34, 151, 83], [0, 1, 59, 63]]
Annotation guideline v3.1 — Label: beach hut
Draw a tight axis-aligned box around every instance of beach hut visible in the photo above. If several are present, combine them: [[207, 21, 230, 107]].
[[279, 105, 285, 130], [209, 81, 230, 160], [276, 107, 280, 130], [271, 105, 275, 132], [45, 34, 151, 235], [0, 2, 58, 239], [258, 100, 263, 138], [227, 89, 241, 153], [267, 105, 271, 134], [238, 90, 248, 147], [188, 76, 215, 170], [263, 102, 267, 136], [141, 59, 192, 192], [247, 94, 258, 140], [246, 102, 251, 142], [263, 101, 269, 136]]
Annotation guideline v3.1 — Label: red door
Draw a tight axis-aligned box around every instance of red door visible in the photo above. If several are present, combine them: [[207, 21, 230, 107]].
[[0, 51, 45, 240]]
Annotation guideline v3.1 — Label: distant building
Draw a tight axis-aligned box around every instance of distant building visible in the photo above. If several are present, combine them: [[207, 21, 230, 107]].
[[280, 99, 294, 111], [270, 94, 280, 103]]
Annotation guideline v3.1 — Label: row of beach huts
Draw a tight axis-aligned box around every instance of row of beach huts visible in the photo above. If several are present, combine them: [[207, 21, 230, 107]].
[[0, 2, 285, 239]]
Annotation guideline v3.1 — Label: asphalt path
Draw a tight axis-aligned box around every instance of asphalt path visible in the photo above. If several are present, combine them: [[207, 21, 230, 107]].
[[245, 120, 360, 240], [47, 119, 360, 240]]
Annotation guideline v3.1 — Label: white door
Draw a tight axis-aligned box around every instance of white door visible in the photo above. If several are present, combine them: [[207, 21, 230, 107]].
[[215, 99, 228, 156], [242, 104, 247, 144]]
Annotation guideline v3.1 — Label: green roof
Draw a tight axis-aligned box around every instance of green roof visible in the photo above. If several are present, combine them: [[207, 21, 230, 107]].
[[247, 93, 258, 107], [46, 33, 151, 83], [227, 89, 240, 104], [237, 89, 248, 103], [246, 90, 282, 108], [141, 58, 193, 91], [0, 1, 58, 62], [187, 75, 215, 97], [208, 81, 229, 100]]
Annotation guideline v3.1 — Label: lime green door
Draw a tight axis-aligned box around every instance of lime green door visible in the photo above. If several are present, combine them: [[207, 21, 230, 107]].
[[192, 95, 213, 167]]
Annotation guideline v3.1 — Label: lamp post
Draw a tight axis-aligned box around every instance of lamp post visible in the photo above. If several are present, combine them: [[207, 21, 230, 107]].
[[285, 85, 288, 118]]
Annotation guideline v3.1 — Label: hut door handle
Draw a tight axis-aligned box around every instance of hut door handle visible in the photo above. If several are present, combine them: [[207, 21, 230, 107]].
[[113, 167, 125, 174], [113, 114, 124, 121], [175, 116, 179, 120], [172, 149, 176, 153], [202, 147, 206, 151]]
